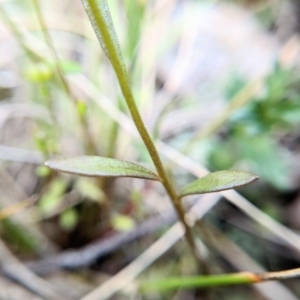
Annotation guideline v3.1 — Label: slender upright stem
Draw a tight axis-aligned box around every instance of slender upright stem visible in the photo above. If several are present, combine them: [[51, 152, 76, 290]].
[[82, 0, 200, 261], [32, 0, 97, 155], [0, 5, 40, 60]]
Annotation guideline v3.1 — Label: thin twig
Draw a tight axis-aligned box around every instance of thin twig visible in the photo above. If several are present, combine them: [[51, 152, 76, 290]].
[[0, 238, 63, 300], [79, 193, 220, 300], [196, 222, 298, 300], [27, 211, 177, 275]]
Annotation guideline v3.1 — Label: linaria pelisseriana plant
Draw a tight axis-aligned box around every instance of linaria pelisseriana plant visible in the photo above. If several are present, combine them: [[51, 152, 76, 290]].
[[45, 0, 300, 293], [45, 0, 258, 262]]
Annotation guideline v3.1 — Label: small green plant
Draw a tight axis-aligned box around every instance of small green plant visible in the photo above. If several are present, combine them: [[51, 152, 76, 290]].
[[44, 0, 300, 293], [45, 0, 257, 262]]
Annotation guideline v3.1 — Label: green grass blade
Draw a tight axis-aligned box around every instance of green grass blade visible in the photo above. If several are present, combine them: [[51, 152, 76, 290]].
[[82, 0, 128, 79], [45, 156, 160, 181], [140, 272, 260, 292], [179, 170, 258, 198]]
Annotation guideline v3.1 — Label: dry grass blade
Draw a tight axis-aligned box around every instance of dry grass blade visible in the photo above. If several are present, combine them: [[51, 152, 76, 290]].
[[80, 193, 220, 300], [146, 2, 200, 130], [81, 224, 182, 300], [200, 223, 298, 300], [28, 210, 177, 274], [0, 276, 43, 300], [184, 78, 263, 151], [0, 145, 43, 164], [158, 141, 300, 252], [0, 238, 63, 300], [69, 74, 136, 134], [0, 195, 38, 221]]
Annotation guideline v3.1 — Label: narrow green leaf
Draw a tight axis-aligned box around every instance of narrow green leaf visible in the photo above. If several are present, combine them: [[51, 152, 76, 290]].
[[45, 156, 160, 181], [179, 170, 258, 198], [140, 272, 259, 292], [82, 0, 128, 79]]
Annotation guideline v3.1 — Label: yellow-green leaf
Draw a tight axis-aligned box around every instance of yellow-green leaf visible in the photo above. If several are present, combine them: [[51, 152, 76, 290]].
[[59, 208, 78, 232], [45, 156, 160, 181], [111, 214, 135, 232], [179, 170, 258, 198]]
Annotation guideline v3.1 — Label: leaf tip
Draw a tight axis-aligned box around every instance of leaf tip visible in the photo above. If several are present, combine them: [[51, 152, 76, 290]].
[[44, 158, 57, 170], [179, 170, 259, 198], [251, 174, 259, 182]]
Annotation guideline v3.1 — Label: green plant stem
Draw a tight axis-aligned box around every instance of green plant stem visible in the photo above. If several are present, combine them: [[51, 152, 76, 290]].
[[81, 0, 200, 262], [141, 267, 300, 293], [140, 272, 259, 292], [32, 0, 97, 155]]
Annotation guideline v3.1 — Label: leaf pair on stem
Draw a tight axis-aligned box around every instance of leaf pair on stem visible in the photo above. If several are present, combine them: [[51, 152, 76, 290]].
[[45, 156, 258, 199], [44, 0, 300, 293], [45, 0, 258, 261]]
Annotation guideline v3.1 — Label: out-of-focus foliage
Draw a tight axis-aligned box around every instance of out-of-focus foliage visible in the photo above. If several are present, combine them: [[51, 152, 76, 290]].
[[209, 64, 300, 189]]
